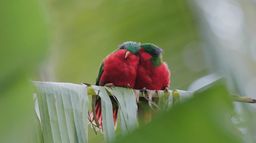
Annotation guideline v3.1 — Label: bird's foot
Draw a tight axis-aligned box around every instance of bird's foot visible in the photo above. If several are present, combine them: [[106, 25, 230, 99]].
[[164, 87, 170, 93], [146, 91, 160, 111], [140, 87, 148, 94], [164, 87, 170, 96], [155, 90, 159, 96], [134, 90, 140, 103]]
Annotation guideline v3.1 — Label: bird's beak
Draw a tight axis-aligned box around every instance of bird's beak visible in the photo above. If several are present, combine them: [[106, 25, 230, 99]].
[[125, 51, 130, 59]]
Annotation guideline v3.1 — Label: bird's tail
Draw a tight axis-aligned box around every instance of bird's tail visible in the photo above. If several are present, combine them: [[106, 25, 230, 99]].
[[89, 97, 118, 130]]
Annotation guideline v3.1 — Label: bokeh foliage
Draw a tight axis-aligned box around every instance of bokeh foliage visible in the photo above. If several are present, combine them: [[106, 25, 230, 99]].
[[0, 0, 48, 142], [41, 1, 208, 142], [115, 83, 242, 143], [1, 0, 245, 143], [43, 0, 207, 89]]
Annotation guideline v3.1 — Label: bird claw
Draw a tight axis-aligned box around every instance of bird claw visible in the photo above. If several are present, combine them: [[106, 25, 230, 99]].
[[155, 90, 159, 96], [163, 87, 171, 97], [140, 87, 148, 94], [148, 91, 153, 107], [134, 90, 140, 103], [164, 87, 170, 93]]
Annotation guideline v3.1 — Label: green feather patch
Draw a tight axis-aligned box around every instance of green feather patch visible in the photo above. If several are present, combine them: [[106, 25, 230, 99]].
[[141, 43, 162, 56], [141, 43, 163, 67], [96, 63, 104, 85], [119, 41, 141, 54]]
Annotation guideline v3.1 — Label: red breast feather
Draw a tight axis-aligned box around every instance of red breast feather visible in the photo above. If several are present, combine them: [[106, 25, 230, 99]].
[[99, 49, 139, 87], [93, 49, 140, 129], [135, 51, 171, 90]]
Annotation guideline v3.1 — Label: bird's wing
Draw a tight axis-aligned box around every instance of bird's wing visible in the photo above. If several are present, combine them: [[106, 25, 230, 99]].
[[92, 62, 104, 128], [96, 62, 104, 85]]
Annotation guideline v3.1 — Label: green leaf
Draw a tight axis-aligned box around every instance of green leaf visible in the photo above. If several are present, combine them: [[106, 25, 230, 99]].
[[106, 87, 138, 134], [92, 86, 115, 143], [0, 0, 48, 88], [114, 83, 243, 143], [0, 0, 48, 142], [34, 82, 89, 143]]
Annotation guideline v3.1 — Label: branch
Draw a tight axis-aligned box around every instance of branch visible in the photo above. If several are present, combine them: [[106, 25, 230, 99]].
[[82, 82, 256, 104], [232, 95, 256, 103]]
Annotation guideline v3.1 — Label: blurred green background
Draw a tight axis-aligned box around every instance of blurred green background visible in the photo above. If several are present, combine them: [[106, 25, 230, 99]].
[[0, 0, 48, 142], [1, 0, 248, 143], [41, 0, 207, 89]]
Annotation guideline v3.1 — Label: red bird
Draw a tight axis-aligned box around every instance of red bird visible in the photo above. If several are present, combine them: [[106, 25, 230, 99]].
[[92, 41, 141, 129], [135, 43, 170, 123], [135, 43, 170, 90]]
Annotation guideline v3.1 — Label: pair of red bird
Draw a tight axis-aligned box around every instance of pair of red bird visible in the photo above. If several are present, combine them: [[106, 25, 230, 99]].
[[93, 41, 171, 128]]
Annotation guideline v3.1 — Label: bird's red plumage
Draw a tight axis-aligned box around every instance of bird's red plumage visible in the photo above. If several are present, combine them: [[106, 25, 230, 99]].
[[135, 50, 171, 90], [99, 49, 139, 87], [92, 44, 170, 129], [93, 49, 140, 129]]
